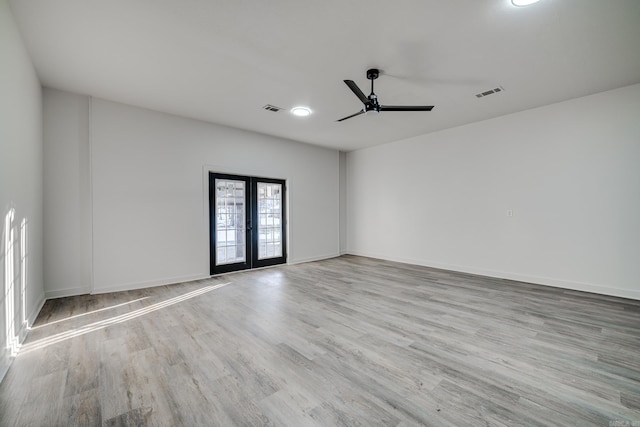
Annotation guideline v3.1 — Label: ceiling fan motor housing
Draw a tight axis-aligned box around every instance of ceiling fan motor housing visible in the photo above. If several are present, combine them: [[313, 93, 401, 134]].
[[365, 103, 380, 113], [365, 94, 380, 113]]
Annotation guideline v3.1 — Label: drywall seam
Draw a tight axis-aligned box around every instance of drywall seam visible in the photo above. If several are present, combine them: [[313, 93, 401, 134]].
[[89, 95, 95, 294]]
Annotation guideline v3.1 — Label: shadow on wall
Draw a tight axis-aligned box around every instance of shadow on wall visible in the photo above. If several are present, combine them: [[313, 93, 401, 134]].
[[1, 207, 29, 369]]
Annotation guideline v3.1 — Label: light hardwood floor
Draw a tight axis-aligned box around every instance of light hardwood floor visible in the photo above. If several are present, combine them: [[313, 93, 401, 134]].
[[1, 255, 639, 426]]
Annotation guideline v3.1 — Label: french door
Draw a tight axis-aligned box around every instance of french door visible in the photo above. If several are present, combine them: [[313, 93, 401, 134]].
[[209, 172, 286, 275]]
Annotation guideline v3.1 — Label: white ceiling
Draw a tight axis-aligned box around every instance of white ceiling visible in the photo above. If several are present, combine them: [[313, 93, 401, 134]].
[[9, 0, 640, 151]]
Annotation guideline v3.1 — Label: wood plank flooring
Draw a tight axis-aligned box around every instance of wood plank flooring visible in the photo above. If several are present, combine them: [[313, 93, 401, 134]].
[[1, 255, 639, 426]]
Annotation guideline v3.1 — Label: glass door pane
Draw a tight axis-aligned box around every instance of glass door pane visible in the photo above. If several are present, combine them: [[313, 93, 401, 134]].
[[257, 182, 283, 260], [209, 173, 251, 275], [215, 178, 246, 265]]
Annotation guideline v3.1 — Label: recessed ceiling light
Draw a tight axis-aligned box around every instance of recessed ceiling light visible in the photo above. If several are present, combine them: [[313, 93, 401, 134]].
[[291, 106, 312, 117], [511, 0, 540, 6]]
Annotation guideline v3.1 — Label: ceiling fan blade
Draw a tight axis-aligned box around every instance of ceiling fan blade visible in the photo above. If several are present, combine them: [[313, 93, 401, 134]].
[[337, 110, 365, 122], [380, 105, 434, 112], [344, 80, 369, 104]]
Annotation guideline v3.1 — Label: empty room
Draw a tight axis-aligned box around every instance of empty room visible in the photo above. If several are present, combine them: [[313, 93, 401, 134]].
[[1, 0, 640, 425]]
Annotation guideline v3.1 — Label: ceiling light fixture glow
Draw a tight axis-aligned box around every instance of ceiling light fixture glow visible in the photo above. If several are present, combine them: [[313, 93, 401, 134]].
[[291, 106, 312, 117], [511, 0, 540, 6]]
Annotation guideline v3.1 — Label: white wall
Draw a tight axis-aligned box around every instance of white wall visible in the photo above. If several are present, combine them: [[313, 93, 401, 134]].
[[44, 94, 341, 294], [347, 83, 640, 300], [339, 151, 347, 254], [0, 0, 45, 380], [43, 89, 91, 298]]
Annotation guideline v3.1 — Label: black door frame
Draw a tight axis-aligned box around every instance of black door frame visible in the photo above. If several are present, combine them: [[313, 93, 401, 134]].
[[209, 172, 287, 275]]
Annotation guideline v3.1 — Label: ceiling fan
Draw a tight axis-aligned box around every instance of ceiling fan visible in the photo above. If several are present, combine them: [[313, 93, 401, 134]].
[[337, 68, 434, 122]]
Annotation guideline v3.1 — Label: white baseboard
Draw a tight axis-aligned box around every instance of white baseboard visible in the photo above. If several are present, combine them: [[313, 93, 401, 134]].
[[346, 250, 640, 301], [288, 252, 341, 265], [45, 286, 91, 299], [46, 254, 343, 298], [92, 273, 208, 295], [0, 293, 46, 384], [27, 294, 46, 326], [0, 356, 9, 385]]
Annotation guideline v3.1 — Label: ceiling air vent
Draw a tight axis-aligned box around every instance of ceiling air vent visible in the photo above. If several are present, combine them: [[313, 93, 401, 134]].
[[475, 86, 504, 99], [263, 104, 283, 112]]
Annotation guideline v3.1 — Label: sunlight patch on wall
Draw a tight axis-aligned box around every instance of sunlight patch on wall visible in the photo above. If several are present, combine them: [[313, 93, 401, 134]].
[[3, 208, 25, 357]]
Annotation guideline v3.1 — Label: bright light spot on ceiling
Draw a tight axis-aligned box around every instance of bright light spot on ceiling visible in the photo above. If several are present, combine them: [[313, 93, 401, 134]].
[[511, 0, 540, 6], [291, 106, 312, 117]]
